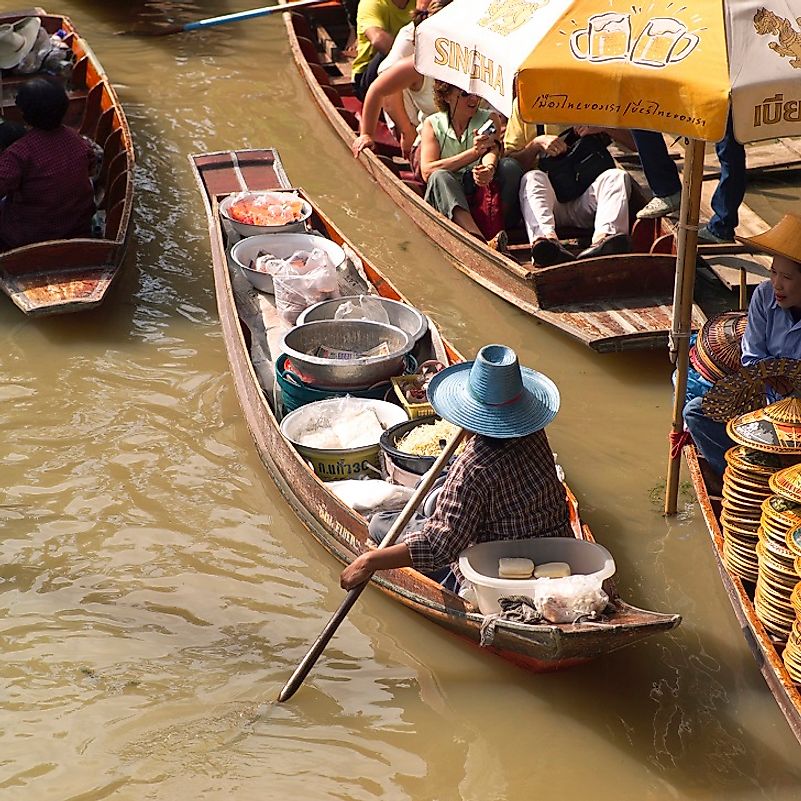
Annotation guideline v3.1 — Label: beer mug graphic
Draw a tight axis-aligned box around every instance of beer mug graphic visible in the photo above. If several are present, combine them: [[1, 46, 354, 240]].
[[630, 17, 699, 67], [570, 12, 632, 62]]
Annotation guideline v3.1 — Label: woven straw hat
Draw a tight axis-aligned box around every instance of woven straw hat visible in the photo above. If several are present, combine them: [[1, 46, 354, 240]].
[[0, 17, 41, 70], [426, 344, 559, 438], [690, 311, 748, 383], [727, 397, 801, 453], [736, 214, 801, 264], [769, 463, 801, 505]]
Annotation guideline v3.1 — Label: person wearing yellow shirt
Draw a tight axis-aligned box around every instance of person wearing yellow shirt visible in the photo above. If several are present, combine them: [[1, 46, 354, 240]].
[[353, 0, 417, 100]]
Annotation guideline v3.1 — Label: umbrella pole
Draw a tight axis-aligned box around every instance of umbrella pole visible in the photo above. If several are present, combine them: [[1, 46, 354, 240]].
[[665, 138, 706, 516]]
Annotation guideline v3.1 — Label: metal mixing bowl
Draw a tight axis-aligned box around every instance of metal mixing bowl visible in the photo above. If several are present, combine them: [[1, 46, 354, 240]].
[[279, 320, 412, 389], [296, 296, 428, 345]]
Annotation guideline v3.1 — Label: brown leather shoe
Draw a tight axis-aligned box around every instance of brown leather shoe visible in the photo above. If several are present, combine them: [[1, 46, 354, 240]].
[[531, 237, 575, 266]]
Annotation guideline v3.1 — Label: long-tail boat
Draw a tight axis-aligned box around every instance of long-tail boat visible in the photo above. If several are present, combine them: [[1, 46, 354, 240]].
[[279, 1, 709, 353], [683, 443, 801, 746], [0, 9, 134, 316], [189, 146, 680, 672]]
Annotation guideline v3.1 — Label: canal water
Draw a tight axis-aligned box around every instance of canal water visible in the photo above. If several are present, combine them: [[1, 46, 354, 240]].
[[2, 2, 801, 799]]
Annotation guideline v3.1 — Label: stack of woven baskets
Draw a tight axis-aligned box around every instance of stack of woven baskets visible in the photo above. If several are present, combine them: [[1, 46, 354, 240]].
[[690, 311, 748, 383]]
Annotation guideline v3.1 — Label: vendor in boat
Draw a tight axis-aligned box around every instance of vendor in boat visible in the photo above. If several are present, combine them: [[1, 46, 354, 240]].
[[0, 76, 95, 251], [340, 344, 572, 592], [418, 81, 523, 250], [684, 213, 801, 477]]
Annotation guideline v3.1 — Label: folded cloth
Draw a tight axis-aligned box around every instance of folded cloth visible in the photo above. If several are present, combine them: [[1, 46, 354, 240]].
[[480, 596, 542, 647]]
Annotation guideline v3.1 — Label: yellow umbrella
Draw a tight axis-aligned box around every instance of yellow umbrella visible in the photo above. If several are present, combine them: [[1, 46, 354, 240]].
[[416, 0, 801, 513]]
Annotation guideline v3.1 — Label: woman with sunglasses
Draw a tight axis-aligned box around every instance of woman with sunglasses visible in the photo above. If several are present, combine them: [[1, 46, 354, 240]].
[[418, 81, 521, 248]]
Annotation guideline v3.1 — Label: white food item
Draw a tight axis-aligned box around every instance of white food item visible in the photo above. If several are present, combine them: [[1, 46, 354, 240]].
[[498, 557, 535, 579], [534, 561, 572, 579], [296, 406, 386, 450]]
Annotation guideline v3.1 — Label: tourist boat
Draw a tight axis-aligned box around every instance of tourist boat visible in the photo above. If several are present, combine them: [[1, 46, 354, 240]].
[[683, 443, 801, 746], [189, 145, 681, 672], [279, 1, 708, 353], [0, 9, 134, 315]]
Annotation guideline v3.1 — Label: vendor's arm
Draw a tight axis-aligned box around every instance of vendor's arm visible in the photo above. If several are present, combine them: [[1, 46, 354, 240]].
[[340, 543, 413, 589], [741, 281, 772, 365], [352, 57, 422, 157], [363, 25, 394, 56]]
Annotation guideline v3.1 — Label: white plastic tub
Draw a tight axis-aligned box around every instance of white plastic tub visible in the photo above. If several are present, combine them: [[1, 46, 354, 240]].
[[458, 537, 616, 616]]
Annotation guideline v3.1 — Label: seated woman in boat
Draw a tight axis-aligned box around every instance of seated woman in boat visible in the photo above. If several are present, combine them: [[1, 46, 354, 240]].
[[0, 77, 95, 251], [684, 213, 801, 477], [340, 344, 572, 592], [351, 0, 450, 160], [418, 81, 523, 250]]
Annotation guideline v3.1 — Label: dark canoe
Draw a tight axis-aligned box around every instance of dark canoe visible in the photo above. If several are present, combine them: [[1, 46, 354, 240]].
[[279, 1, 706, 353], [189, 146, 680, 672], [683, 443, 801, 746], [0, 8, 134, 316]]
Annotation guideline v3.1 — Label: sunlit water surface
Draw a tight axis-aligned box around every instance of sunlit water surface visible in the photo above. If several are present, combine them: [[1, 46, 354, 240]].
[[2, 2, 801, 799]]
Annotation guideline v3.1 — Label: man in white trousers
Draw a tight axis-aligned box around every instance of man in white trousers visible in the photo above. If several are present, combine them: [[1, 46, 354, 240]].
[[504, 101, 634, 266]]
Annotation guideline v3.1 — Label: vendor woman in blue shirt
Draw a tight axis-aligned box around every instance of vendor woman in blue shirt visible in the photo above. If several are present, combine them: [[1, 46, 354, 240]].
[[684, 213, 801, 476]]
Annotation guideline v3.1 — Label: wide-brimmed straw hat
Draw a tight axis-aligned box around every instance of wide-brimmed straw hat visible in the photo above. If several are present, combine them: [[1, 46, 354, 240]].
[[426, 344, 560, 438], [736, 214, 801, 263], [0, 17, 41, 70]]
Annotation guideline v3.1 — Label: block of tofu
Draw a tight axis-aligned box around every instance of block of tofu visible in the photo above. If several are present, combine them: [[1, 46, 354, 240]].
[[498, 557, 535, 579], [534, 561, 571, 579]]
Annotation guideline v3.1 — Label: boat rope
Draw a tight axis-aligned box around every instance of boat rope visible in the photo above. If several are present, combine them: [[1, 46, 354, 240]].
[[669, 430, 692, 459]]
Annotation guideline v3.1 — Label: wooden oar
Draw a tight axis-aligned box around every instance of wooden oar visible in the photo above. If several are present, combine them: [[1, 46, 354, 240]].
[[278, 428, 467, 703], [121, 0, 336, 36]]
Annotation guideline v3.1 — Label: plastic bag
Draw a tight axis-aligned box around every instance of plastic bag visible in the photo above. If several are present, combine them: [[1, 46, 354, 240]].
[[530, 574, 609, 623], [333, 295, 391, 325], [293, 397, 386, 450], [337, 244, 372, 295], [273, 250, 339, 325], [329, 479, 414, 515]]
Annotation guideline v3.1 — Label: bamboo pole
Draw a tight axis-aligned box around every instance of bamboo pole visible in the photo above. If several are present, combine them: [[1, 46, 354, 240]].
[[665, 138, 706, 515]]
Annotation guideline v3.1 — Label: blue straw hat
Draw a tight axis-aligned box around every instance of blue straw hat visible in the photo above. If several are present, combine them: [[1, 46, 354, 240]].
[[426, 344, 560, 438]]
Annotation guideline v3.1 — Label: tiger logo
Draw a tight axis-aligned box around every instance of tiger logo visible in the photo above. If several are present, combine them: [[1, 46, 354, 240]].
[[478, 0, 548, 36]]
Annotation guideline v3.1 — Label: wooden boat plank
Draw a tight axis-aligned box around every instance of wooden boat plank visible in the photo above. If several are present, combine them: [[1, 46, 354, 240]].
[[281, 4, 710, 353], [0, 10, 134, 316], [190, 146, 681, 672], [684, 444, 801, 746]]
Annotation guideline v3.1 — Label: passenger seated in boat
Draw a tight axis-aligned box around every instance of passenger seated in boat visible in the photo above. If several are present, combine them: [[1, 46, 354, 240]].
[[0, 17, 73, 78], [684, 214, 801, 477], [419, 81, 522, 251], [0, 77, 95, 251], [352, 0, 450, 160], [340, 344, 572, 593], [504, 99, 634, 266], [353, 0, 418, 101]]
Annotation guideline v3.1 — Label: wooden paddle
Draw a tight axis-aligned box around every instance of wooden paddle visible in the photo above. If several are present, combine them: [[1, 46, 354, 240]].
[[120, 0, 336, 36], [277, 428, 467, 703]]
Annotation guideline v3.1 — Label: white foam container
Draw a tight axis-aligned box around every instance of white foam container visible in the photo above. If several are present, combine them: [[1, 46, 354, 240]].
[[458, 537, 616, 615]]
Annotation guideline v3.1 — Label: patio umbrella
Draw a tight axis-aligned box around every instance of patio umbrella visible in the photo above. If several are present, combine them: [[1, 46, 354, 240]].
[[416, 0, 801, 513]]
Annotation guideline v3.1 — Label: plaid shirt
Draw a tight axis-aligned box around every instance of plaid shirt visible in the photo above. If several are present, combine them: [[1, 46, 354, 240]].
[[0, 126, 95, 250], [404, 430, 572, 574]]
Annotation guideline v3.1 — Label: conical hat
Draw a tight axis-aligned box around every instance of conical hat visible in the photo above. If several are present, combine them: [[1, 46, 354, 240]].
[[727, 397, 801, 453], [702, 359, 801, 423], [736, 214, 801, 263], [690, 311, 748, 383], [769, 462, 801, 504]]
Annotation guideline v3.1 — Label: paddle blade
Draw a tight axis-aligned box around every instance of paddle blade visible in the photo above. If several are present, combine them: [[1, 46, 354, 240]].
[[114, 23, 185, 37]]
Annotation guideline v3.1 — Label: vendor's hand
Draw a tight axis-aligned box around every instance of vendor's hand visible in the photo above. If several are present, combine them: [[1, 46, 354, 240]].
[[473, 162, 495, 187], [351, 134, 375, 157], [340, 552, 374, 590]]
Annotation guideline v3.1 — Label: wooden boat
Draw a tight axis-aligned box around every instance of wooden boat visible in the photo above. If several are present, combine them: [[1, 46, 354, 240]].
[[0, 9, 134, 315], [279, 1, 709, 353], [189, 146, 681, 672], [684, 443, 801, 746]]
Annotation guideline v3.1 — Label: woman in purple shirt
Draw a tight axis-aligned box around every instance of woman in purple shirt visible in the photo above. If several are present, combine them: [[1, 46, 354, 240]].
[[0, 77, 95, 251], [684, 214, 801, 476]]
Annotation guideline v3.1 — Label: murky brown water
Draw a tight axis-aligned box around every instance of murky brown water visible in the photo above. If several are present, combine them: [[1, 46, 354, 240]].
[[3, 2, 801, 799]]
